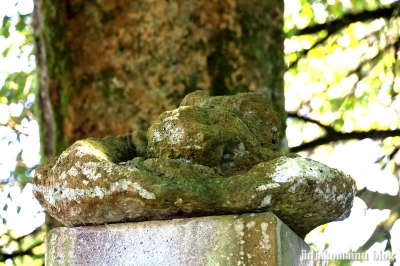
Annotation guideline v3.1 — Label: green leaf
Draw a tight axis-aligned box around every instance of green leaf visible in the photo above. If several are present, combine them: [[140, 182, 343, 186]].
[[2, 46, 11, 57], [0, 16, 11, 38], [329, 98, 343, 112], [15, 18, 26, 32], [332, 118, 344, 131]]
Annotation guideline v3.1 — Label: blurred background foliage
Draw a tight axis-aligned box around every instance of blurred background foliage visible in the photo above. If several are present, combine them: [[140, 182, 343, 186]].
[[1, 0, 400, 265], [0, 1, 45, 265]]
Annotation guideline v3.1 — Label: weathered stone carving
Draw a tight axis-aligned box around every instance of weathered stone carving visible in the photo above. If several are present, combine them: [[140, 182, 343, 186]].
[[32, 91, 356, 238]]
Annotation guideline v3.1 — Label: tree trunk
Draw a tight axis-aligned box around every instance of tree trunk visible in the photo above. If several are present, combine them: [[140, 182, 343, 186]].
[[33, 0, 285, 158]]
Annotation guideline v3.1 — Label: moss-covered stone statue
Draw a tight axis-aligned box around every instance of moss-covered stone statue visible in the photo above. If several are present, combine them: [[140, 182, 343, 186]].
[[32, 91, 356, 238]]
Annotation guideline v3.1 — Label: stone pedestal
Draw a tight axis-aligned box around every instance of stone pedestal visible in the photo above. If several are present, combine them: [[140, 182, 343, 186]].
[[45, 212, 315, 266]]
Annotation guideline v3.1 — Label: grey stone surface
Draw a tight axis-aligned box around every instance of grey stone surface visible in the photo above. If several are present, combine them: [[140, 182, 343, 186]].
[[46, 212, 316, 266], [147, 90, 281, 175], [33, 92, 356, 237]]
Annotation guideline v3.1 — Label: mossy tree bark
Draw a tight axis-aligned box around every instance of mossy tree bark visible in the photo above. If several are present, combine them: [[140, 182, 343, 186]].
[[33, 0, 285, 159]]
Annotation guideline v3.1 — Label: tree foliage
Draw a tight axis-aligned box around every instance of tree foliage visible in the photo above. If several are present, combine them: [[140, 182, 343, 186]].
[[0, 1, 45, 264], [1, 0, 400, 265], [285, 0, 400, 262]]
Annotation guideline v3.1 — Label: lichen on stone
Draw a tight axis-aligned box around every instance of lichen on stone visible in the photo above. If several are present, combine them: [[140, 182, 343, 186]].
[[147, 90, 282, 176], [32, 91, 356, 238]]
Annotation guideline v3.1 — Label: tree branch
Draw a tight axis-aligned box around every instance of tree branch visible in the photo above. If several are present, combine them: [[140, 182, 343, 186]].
[[348, 39, 400, 78], [357, 189, 400, 210], [293, 2, 399, 37], [287, 32, 335, 70], [357, 222, 391, 252], [289, 125, 400, 153], [356, 209, 398, 253], [288, 112, 400, 152], [7, 119, 30, 136], [287, 3, 400, 69], [374, 146, 400, 170], [352, 190, 400, 252], [0, 241, 43, 260], [287, 112, 334, 133]]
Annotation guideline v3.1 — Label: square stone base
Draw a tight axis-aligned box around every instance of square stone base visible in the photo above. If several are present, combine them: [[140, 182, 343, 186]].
[[45, 212, 315, 265]]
